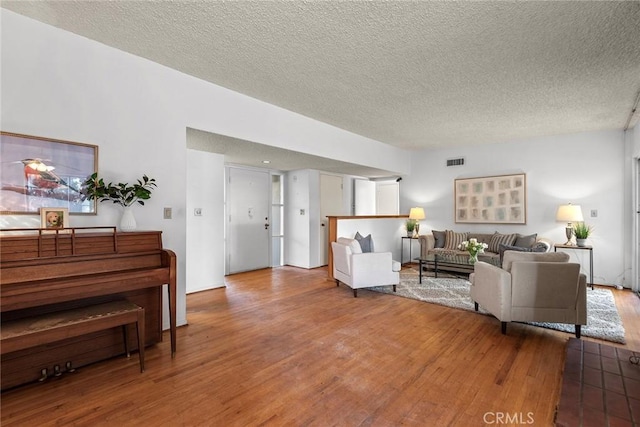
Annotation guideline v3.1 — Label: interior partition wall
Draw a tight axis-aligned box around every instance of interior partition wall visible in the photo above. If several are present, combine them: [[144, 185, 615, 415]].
[[631, 157, 640, 296], [271, 173, 284, 267]]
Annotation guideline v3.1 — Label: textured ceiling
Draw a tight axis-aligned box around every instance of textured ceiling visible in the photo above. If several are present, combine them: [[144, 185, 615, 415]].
[[3, 1, 640, 155]]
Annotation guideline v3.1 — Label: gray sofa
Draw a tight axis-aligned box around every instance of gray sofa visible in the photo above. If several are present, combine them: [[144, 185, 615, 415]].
[[418, 230, 552, 273]]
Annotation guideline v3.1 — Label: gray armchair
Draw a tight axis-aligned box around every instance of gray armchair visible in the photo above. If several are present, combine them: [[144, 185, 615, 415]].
[[469, 251, 587, 337]]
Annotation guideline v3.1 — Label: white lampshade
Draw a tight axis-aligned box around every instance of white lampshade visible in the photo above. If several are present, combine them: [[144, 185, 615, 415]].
[[556, 204, 584, 222], [409, 207, 426, 220]]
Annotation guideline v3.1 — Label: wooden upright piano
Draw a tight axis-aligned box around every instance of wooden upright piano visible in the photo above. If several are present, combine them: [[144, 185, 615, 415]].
[[0, 227, 177, 390]]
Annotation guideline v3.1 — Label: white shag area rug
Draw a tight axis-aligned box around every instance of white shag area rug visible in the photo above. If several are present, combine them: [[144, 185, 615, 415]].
[[369, 271, 626, 344]]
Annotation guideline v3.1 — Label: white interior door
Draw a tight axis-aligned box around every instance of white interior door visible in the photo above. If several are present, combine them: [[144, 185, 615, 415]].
[[320, 174, 344, 265], [376, 181, 400, 215], [354, 179, 376, 215], [228, 168, 270, 274]]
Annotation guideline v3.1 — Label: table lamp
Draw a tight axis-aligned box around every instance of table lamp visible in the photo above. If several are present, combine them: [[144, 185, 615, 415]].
[[409, 207, 426, 237], [556, 203, 583, 245]]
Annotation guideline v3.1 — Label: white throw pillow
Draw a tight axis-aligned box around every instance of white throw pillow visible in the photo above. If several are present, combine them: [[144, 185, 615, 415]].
[[337, 237, 362, 254]]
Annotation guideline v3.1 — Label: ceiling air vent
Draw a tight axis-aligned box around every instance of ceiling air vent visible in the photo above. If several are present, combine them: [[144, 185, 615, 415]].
[[446, 158, 465, 167]]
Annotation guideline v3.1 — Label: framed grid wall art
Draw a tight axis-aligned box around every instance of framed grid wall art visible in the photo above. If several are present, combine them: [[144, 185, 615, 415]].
[[454, 173, 526, 224]]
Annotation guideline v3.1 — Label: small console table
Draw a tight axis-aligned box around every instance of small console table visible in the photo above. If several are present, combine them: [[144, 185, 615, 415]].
[[554, 244, 594, 289], [401, 236, 420, 265]]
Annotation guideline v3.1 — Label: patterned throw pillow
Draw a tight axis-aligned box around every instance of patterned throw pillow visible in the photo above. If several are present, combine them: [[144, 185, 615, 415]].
[[498, 243, 545, 265], [488, 233, 517, 253], [532, 241, 550, 252], [444, 230, 469, 250]]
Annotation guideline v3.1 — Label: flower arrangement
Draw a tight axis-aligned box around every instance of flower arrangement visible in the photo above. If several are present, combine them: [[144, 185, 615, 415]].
[[459, 238, 488, 263]]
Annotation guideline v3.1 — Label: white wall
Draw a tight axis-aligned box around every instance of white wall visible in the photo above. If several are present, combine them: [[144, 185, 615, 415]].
[[186, 149, 225, 293], [1, 11, 412, 324], [401, 130, 626, 287], [626, 124, 640, 291]]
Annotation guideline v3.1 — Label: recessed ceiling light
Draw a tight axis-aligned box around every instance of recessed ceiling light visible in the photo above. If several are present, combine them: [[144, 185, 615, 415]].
[[262, 160, 271, 164]]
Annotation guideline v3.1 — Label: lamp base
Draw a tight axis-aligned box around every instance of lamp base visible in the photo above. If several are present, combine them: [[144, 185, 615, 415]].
[[564, 226, 574, 246], [415, 223, 420, 237]]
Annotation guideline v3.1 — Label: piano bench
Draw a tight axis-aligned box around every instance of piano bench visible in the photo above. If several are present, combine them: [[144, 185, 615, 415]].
[[0, 300, 146, 373]]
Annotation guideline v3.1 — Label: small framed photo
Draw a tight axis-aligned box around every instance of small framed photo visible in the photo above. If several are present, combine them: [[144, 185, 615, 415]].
[[40, 207, 69, 229]]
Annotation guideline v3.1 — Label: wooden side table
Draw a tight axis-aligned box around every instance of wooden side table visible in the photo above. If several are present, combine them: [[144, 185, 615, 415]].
[[554, 244, 594, 289], [401, 236, 419, 265]]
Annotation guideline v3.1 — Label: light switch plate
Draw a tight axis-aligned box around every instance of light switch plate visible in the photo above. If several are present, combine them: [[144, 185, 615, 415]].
[[590, 209, 597, 218], [163, 207, 172, 219]]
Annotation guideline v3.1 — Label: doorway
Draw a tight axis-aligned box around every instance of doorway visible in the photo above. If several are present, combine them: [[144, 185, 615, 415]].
[[227, 167, 271, 274], [376, 181, 400, 215]]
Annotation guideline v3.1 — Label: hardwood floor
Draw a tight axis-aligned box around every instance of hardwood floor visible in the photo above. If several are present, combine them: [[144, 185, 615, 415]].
[[2, 266, 639, 426]]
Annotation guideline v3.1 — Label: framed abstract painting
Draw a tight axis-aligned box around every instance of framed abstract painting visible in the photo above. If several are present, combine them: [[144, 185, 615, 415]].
[[0, 132, 98, 214], [454, 173, 526, 224]]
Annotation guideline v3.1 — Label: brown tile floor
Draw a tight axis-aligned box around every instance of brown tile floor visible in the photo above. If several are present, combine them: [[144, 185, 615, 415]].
[[556, 338, 640, 426]]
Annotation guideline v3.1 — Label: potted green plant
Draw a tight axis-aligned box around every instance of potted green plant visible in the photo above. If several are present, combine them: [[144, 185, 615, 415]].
[[82, 172, 157, 231], [573, 222, 592, 247], [405, 219, 416, 237]]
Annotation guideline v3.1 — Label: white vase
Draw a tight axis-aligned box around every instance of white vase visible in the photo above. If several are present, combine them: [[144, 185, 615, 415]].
[[120, 206, 137, 232], [576, 238, 587, 247]]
